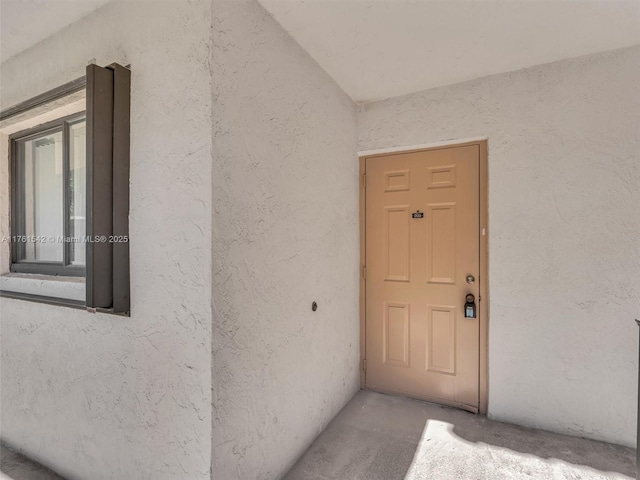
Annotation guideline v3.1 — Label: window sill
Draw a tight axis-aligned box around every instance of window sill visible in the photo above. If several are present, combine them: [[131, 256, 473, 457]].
[[0, 272, 85, 302]]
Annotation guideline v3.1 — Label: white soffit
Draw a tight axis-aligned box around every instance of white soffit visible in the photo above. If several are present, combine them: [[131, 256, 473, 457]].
[[258, 0, 640, 103], [0, 0, 111, 62]]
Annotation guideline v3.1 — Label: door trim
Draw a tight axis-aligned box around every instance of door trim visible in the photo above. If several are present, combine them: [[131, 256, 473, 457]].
[[358, 136, 488, 158], [359, 139, 489, 414]]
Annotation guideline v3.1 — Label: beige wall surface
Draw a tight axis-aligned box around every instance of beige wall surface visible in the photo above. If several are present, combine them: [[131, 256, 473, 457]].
[[358, 45, 640, 448], [211, 1, 360, 479], [0, 1, 213, 478], [2, 2, 637, 479]]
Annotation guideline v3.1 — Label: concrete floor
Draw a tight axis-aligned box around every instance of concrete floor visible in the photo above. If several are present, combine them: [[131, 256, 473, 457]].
[[0, 444, 66, 480], [0, 392, 635, 480], [285, 391, 636, 480]]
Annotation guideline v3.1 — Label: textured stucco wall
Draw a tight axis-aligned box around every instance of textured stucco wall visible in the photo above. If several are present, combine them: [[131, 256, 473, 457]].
[[0, 1, 213, 478], [358, 45, 640, 447], [0, 132, 8, 273], [211, 1, 360, 478]]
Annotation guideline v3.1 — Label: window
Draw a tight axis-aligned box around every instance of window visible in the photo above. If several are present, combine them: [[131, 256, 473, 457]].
[[1, 62, 131, 315], [10, 114, 86, 277]]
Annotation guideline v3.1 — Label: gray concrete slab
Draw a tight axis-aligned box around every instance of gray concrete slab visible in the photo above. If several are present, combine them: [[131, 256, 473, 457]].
[[284, 390, 636, 480], [0, 444, 66, 480]]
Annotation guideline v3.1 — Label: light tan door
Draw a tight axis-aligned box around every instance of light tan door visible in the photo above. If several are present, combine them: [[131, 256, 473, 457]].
[[365, 145, 480, 412]]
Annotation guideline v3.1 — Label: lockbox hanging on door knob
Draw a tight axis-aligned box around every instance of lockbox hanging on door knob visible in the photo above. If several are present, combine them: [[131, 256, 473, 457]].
[[465, 294, 476, 318]]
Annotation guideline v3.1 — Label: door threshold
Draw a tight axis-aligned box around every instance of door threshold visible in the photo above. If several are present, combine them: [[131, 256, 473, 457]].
[[364, 385, 479, 414]]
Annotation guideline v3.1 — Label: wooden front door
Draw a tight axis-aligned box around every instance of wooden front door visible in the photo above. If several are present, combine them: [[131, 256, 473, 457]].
[[364, 144, 482, 412]]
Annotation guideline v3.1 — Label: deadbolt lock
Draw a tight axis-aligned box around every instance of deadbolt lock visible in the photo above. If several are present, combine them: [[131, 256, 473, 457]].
[[466, 275, 475, 284]]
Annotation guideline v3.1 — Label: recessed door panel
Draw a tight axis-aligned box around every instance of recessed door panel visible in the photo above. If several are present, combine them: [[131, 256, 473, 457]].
[[427, 203, 456, 284], [385, 170, 410, 192], [384, 206, 410, 282], [384, 302, 410, 367], [427, 305, 456, 374], [427, 165, 456, 189]]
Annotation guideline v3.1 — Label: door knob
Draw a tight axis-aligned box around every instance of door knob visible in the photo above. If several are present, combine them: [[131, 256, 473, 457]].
[[466, 275, 475, 284]]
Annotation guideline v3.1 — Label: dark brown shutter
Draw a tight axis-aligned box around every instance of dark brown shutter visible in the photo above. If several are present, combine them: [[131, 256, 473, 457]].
[[86, 63, 131, 315]]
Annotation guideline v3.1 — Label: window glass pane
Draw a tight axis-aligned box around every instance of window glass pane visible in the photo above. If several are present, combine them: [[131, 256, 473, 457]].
[[20, 130, 64, 262], [69, 121, 86, 266]]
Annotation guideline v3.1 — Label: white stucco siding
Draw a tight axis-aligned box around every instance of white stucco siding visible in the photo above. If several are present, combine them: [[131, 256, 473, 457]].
[[358, 45, 640, 447], [211, 1, 360, 478], [0, 1, 213, 479]]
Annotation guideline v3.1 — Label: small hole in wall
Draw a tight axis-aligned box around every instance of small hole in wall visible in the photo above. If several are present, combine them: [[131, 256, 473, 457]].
[[312, 301, 318, 312]]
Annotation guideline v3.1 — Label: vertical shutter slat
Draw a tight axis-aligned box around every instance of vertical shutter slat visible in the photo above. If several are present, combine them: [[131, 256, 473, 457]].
[[86, 64, 114, 310], [112, 64, 131, 314]]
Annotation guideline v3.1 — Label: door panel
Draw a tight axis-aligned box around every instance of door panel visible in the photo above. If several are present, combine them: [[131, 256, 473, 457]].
[[383, 302, 410, 367], [365, 145, 480, 411], [384, 206, 410, 281], [426, 203, 456, 284], [427, 305, 456, 375]]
